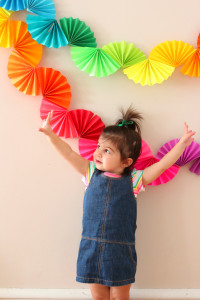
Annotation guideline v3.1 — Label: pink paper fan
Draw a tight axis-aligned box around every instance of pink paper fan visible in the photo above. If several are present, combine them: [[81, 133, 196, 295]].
[[190, 159, 200, 175], [79, 138, 98, 160], [40, 98, 78, 137]]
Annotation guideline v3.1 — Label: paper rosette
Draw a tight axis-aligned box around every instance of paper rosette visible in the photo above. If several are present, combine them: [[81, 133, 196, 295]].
[[149, 40, 195, 67], [0, 7, 13, 47], [60, 17, 97, 47], [25, 0, 56, 18], [79, 138, 98, 161], [7, 50, 40, 95], [26, 15, 68, 48], [181, 34, 200, 77], [71, 46, 121, 77], [123, 58, 175, 86], [156, 139, 200, 175], [134, 140, 179, 185], [10, 20, 42, 66], [0, 0, 26, 11], [40, 98, 105, 139], [102, 41, 146, 68], [36, 67, 71, 109]]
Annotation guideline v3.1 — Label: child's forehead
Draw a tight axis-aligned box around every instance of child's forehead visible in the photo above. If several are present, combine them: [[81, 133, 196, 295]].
[[98, 137, 117, 149]]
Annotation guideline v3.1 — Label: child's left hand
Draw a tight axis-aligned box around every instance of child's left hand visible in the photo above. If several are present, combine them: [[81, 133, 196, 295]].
[[179, 122, 196, 147]]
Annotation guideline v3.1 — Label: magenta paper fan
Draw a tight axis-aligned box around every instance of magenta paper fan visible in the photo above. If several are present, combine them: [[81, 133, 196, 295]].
[[79, 138, 98, 161], [40, 98, 105, 139], [134, 140, 179, 185], [156, 139, 200, 175]]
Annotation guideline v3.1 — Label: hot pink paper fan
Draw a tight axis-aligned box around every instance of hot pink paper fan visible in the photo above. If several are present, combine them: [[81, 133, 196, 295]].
[[134, 140, 179, 185], [79, 138, 98, 160]]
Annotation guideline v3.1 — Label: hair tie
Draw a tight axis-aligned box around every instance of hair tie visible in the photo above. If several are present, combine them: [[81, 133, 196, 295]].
[[117, 119, 134, 127]]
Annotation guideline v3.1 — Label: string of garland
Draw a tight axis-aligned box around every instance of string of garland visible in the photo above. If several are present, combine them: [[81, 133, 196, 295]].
[[0, 1, 200, 86]]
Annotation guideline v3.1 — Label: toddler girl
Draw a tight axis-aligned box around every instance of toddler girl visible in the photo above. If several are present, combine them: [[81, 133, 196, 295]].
[[39, 107, 195, 300]]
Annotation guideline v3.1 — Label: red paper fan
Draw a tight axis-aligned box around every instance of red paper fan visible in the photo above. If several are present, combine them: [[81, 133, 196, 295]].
[[7, 50, 40, 95], [37, 67, 71, 109], [79, 138, 98, 160], [68, 109, 105, 139], [40, 98, 105, 139]]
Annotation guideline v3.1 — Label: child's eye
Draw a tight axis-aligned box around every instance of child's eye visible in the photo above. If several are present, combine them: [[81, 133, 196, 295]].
[[97, 144, 100, 149], [105, 149, 110, 154]]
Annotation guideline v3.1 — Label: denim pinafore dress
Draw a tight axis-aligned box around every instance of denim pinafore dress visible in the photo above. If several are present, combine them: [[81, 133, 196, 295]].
[[76, 168, 138, 287]]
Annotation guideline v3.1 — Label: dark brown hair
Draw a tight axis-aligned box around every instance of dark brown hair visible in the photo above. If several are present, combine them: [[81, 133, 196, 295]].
[[100, 106, 143, 173]]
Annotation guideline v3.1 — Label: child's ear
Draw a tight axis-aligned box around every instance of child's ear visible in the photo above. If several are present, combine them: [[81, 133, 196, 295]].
[[122, 158, 133, 168]]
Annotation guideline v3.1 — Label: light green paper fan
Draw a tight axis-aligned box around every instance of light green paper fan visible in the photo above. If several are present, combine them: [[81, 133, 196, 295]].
[[102, 41, 146, 68], [71, 47, 120, 77], [60, 17, 97, 47]]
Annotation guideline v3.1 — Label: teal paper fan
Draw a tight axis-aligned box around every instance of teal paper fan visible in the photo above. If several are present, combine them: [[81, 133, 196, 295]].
[[25, 0, 56, 18], [71, 46, 120, 77], [102, 41, 146, 68], [60, 17, 97, 47], [26, 15, 68, 48], [0, 0, 26, 11]]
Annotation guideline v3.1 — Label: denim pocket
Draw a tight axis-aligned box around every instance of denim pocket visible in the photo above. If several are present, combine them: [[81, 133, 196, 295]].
[[128, 245, 137, 265]]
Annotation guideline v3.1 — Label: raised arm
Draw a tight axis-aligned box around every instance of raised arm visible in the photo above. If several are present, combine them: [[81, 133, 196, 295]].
[[39, 111, 89, 175], [142, 122, 196, 186]]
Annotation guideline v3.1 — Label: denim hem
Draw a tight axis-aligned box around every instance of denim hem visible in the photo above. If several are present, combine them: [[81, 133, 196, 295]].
[[76, 276, 135, 287]]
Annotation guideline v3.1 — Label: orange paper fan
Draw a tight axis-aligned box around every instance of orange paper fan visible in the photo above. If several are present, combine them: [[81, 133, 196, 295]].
[[36, 67, 71, 109], [10, 20, 42, 67], [181, 33, 200, 77], [7, 50, 40, 95]]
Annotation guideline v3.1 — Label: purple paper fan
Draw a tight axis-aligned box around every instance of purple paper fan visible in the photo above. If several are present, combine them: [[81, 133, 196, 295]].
[[156, 139, 200, 175]]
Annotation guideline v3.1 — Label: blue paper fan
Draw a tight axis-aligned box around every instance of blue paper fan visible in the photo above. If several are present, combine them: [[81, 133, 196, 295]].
[[24, 0, 56, 18], [0, 0, 26, 11], [26, 15, 68, 48]]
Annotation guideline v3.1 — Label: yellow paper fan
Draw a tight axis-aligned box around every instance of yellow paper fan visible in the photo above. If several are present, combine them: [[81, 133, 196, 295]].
[[149, 40, 195, 67], [123, 59, 175, 86], [0, 8, 13, 47]]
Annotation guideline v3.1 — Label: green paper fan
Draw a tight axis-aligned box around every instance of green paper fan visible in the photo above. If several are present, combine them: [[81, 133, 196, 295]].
[[71, 46, 120, 77], [60, 17, 97, 47], [102, 41, 146, 68]]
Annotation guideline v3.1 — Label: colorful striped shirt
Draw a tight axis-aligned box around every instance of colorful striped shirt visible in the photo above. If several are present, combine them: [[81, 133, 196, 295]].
[[82, 161, 144, 198]]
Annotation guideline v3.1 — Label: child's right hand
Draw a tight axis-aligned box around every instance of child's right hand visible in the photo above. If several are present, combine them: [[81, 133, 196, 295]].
[[39, 110, 54, 136]]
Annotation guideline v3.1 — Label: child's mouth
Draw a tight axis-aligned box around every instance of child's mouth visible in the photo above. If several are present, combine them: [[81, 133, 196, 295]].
[[96, 159, 102, 164]]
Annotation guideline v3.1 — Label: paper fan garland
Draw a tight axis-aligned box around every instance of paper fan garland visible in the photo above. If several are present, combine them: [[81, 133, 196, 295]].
[[79, 138, 98, 161], [149, 40, 195, 67], [181, 34, 200, 77], [36, 67, 71, 109], [123, 58, 175, 86], [25, 0, 56, 18], [10, 20, 42, 67], [40, 98, 105, 139], [102, 41, 146, 68], [0, 7, 13, 47], [26, 15, 68, 48], [156, 139, 200, 175], [7, 50, 40, 95], [71, 46, 121, 77], [60, 17, 97, 48], [0, 0, 26, 11]]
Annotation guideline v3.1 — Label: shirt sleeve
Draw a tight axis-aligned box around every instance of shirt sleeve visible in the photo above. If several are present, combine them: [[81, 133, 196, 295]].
[[131, 168, 145, 197], [82, 161, 96, 189]]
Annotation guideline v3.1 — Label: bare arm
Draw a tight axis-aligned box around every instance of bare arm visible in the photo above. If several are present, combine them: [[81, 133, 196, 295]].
[[39, 111, 89, 175], [142, 123, 196, 186]]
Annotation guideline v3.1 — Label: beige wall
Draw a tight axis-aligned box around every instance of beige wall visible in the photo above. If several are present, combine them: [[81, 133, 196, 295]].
[[0, 0, 200, 289]]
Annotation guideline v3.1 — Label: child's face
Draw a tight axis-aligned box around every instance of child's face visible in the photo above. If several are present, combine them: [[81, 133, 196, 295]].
[[93, 137, 126, 175]]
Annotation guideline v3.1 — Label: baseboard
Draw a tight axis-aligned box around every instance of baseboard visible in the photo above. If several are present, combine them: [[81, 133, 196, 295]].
[[0, 288, 200, 299]]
